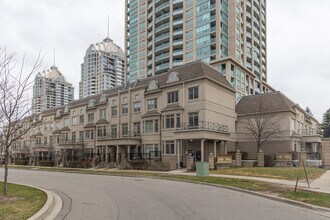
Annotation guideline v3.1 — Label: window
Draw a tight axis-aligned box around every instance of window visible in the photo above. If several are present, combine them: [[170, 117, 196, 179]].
[[72, 116, 77, 125], [64, 118, 68, 127], [135, 94, 140, 101], [79, 115, 84, 124], [72, 132, 76, 143], [123, 97, 128, 103], [85, 130, 94, 140], [88, 113, 94, 123], [111, 125, 117, 138], [176, 114, 181, 128], [133, 122, 141, 135], [167, 91, 179, 103], [122, 104, 129, 114], [188, 87, 199, 100], [122, 123, 129, 136], [145, 120, 159, 133], [165, 114, 175, 129], [112, 99, 116, 106], [111, 106, 117, 116], [133, 102, 141, 112], [99, 109, 106, 119], [147, 98, 157, 110], [79, 131, 84, 141], [165, 140, 175, 154], [189, 112, 199, 127], [97, 126, 107, 137]]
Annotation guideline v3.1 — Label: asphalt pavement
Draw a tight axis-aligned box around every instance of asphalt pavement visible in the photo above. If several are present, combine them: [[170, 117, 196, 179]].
[[3, 168, 330, 220]]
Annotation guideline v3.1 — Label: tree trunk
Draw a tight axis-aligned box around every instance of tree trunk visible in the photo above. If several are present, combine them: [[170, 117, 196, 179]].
[[3, 146, 9, 196]]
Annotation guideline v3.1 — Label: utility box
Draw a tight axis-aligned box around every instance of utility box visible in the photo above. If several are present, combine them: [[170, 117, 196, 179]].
[[196, 162, 209, 176]]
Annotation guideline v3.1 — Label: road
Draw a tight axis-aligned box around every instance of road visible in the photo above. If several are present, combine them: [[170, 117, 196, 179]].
[[3, 168, 329, 220]]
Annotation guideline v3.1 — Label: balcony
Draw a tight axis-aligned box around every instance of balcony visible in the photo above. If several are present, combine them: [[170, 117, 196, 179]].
[[155, 42, 170, 53], [155, 12, 170, 24], [176, 121, 228, 133], [155, 52, 169, 62], [298, 129, 323, 136], [155, 1, 170, 14]]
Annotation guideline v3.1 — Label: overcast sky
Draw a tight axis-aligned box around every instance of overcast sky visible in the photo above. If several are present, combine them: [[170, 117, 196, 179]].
[[0, 0, 329, 121]]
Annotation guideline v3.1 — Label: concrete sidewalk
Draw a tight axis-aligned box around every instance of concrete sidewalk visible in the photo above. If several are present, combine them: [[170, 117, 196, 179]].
[[169, 169, 330, 194], [310, 170, 330, 194]]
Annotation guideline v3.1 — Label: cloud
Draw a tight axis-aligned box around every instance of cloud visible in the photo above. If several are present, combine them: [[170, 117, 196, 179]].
[[0, 0, 329, 122]]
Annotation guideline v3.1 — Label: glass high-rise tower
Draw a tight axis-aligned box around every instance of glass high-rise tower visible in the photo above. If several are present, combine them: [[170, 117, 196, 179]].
[[125, 0, 270, 100], [79, 37, 126, 99]]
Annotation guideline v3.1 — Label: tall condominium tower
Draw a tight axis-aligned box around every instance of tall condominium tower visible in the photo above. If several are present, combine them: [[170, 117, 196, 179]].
[[125, 0, 270, 100], [32, 66, 74, 114], [79, 37, 126, 98]]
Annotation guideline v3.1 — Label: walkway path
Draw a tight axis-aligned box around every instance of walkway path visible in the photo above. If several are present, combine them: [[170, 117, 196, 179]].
[[168, 169, 330, 194]]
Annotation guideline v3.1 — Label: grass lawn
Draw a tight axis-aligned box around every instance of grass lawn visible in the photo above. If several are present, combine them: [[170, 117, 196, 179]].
[[0, 182, 47, 220], [281, 191, 330, 208], [210, 167, 327, 180]]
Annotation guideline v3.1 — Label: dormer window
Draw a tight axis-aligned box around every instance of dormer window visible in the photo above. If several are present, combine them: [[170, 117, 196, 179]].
[[56, 110, 61, 117], [88, 99, 96, 107], [167, 72, 179, 83], [100, 94, 106, 102]]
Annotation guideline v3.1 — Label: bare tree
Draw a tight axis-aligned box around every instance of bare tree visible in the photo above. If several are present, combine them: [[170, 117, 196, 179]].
[[0, 48, 42, 196], [237, 96, 281, 155]]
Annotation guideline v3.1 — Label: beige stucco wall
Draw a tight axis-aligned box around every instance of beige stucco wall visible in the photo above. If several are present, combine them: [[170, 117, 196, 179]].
[[322, 138, 330, 169]]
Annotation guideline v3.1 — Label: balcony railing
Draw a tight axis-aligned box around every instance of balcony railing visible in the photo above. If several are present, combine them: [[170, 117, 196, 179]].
[[97, 132, 141, 140], [176, 121, 228, 133], [298, 129, 322, 136]]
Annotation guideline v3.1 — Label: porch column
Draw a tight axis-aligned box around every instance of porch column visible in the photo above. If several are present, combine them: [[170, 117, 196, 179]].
[[127, 145, 130, 161], [177, 140, 180, 169], [105, 146, 108, 164], [213, 140, 217, 157], [116, 145, 119, 163], [201, 139, 205, 162], [224, 141, 228, 155]]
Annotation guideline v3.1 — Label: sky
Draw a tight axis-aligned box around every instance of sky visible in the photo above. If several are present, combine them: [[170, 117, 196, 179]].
[[0, 0, 329, 122]]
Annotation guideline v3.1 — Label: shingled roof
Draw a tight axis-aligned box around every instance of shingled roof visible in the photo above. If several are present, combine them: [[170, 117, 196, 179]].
[[41, 61, 233, 116], [236, 91, 296, 115]]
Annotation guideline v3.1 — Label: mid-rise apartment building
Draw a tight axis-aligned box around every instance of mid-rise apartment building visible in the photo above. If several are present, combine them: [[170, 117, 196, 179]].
[[79, 37, 126, 98], [32, 66, 74, 115], [125, 0, 268, 100], [12, 61, 321, 169]]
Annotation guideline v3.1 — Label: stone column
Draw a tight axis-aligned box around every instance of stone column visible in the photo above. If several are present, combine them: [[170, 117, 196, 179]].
[[235, 150, 242, 167], [127, 145, 131, 161], [257, 150, 265, 167], [213, 140, 217, 158], [177, 140, 181, 169], [209, 153, 215, 170], [224, 141, 228, 155], [105, 146, 109, 166], [186, 154, 194, 171], [201, 139, 205, 162], [300, 150, 307, 162], [116, 145, 119, 163]]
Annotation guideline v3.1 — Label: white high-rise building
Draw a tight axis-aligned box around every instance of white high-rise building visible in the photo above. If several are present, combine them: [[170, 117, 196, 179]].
[[32, 66, 74, 115], [79, 37, 126, 98]]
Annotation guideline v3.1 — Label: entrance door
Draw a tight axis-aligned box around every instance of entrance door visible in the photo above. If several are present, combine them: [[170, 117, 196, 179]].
[[195, 151, 201, 161]]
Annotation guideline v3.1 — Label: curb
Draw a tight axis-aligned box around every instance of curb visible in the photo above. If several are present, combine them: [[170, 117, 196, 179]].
[[27, 188, 55, 220], [153, 177, 330, 216], [8, 182, 63, 220], [27, 187, 63, 220]]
